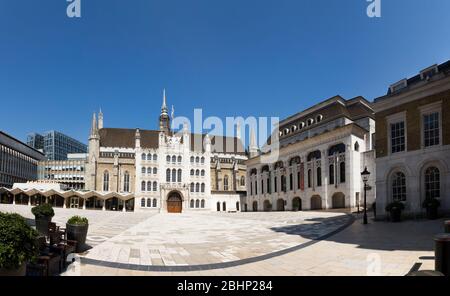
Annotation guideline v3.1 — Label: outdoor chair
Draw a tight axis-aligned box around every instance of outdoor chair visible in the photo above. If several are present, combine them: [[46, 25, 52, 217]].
[[32, 236, 61, 276], [48, 230, 77, 270]]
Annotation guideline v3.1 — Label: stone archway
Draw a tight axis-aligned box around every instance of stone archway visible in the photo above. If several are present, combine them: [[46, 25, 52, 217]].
[[167, 191, 183, 213], [292, 197, 302, 211], [310, 195, 322, 210], [276, 199, 285, 211], [263, 200, 272, 212], [332, 192, 345, 209], [252, 201, 258, 212]]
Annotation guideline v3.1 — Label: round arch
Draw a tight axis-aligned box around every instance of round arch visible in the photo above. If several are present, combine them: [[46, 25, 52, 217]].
[[292, 197, 302, 211], [331, 192, 345, 209], [310, 195, 322, 210]]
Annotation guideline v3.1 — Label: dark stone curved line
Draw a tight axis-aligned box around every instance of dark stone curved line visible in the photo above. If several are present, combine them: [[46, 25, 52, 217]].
[[79, 214, 355, 272]]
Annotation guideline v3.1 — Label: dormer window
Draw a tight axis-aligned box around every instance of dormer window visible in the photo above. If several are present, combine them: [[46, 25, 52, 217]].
[[279, 131, 283, 137], [390, 79, 407, 93], [420, 64, 438, 80], [298, 122, 305, 130], [316, 115, 323, 123], [284, 128, 290, 135], [307, 118, 314, 126], [291, 125, 297, 132]]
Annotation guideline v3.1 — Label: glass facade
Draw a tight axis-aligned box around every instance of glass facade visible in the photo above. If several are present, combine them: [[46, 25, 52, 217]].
[[28, 130, 87, 160]]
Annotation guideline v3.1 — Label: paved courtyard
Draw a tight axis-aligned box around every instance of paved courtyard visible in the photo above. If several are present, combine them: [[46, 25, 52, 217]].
[[0, 204, 444, 276]]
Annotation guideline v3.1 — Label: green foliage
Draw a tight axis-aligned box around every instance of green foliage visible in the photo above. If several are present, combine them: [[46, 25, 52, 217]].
[[67, 216, 89, 225], [385, 200, 405, 212], [422, 198, 441, 209], [31, 203, 55, 218], [0, 212, 39, 270]]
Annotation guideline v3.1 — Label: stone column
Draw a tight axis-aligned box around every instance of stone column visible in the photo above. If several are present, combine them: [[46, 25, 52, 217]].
[[63, 198, 67, 208], [122, 200, 126, 212], [12, 194, 15, 205], [82, 200, 86, 210]]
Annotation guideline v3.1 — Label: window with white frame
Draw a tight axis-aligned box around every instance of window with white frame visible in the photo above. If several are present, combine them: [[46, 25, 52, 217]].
[[423, 112, 440, 147], [390, 121, 405, 153], [392, 172, 406, 202], [425, 167, 440, 199]]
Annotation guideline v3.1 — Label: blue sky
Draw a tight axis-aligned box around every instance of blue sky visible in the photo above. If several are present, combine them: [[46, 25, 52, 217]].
[[1, 0, 449, 147]]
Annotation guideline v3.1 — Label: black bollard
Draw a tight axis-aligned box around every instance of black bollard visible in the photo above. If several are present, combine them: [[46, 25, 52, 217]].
[[434, 233, 450, 276], [445, 221, 450, 233]]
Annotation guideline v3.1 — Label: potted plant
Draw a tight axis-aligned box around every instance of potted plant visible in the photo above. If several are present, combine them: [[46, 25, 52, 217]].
[[0, 212, 39, 276], [385, 201, 405, 222], [31, 203, 55, 235], [422, 198, 440, 220], [66, 216, 89, 253]]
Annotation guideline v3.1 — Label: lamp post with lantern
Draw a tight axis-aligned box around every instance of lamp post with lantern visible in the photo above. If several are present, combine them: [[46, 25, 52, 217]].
[[361, 167, 370, 225]]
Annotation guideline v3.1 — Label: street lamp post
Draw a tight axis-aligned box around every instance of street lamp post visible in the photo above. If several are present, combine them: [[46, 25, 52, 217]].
[[361, 167, 370, 225]]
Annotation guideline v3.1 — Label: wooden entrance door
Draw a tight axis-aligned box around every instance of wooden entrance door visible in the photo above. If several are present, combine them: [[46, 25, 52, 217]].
[[167, 192, 182, 213]]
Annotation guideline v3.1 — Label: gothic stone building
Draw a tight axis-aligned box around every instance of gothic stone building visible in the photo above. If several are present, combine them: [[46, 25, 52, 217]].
[[84, 92, 247, 213], [245, 95, 376, 212], [374, 61, 450, 218]]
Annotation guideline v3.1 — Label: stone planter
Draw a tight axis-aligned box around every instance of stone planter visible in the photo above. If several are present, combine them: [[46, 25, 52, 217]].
[[0, 263, 26, 276], [66, 223, 89, 253], [35, 216, 52, 236]]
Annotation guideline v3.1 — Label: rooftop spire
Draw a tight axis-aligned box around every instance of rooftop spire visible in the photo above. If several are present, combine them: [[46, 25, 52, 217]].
[[90, 112, 98, 138], [161, 88, 168, 115]]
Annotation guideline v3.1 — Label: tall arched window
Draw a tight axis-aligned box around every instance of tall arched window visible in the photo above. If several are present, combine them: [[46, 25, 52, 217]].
[[274, 177, 277, 192], [172, 169, 176, 182], [201, 183, 205, 193], [153, 154, 157, 161], [147, 181, 151, 191], [281, 175, 286, 192], [172, 155, 176, 163], [141, 181, 146, 191], [222, 202, 226, 211], [201, 169, 205, 176], [153, 181, 157, 191], [217, 202, 220, 211], [190, 156, 194, 163], [190, 169, 194, 176], [340, 162, 346, 183], [425, 167, 440, 199], [317, 167, 322, 187], [141, 198, 145, 207], [147, 167, 152, 174], [392, 172, 406, 201], [224, 175, 229, 191], [147, 198, 151, 207], [196, 183, 200, 192], [261, 179, 264, 194], [141, 167, 146, 174], [240, 176, 245, 186], [196, 169, 200, 176], [177, 156, 182, 163], [196, 157, 200, 163], [201, 199, 205, 208], [195, 199, 200, 208], [289, 173, 293, 191], [123, 171, 130, 192], [329, 164, 335, 184], [166, 168, 171, 182], [103, 171, 109, 191], [153, 167, 157, 174], [201, 157, 205, 164], [190, 199, 195, 208], [141, 153, 146, 161], [250, 181, 253, 195], [166, 155, 171, 163], [307, 169, 312, 188], [147, 153, 152, 161], [152, 198, 157, 207], [190, 183, 195, 192], [177, 169, 182, 182]]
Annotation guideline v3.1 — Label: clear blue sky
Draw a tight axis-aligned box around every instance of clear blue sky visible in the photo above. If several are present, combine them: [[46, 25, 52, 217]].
[[1, 0, 449, 146]]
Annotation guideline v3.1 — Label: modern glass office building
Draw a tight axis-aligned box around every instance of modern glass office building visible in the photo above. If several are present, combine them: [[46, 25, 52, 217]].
[[27, 130, 87, 161]]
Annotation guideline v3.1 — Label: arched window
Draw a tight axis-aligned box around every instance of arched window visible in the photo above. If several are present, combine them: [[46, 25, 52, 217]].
[[141, 153, 146, 161], [329, 164, 335, 184], [195, 199, 200, 208], [152, 198, 157, 207], [240, 176, 245, 186], [307, 169, 312, 188], [123, 171, 130, 192], [147, 167, 152, 174], [190, 156, 194, 163], [281, 175, 286, 192], [141, 198, 145, 207], [177, 169, 182, 182], [172, 169, 176, 182], [196, 169, 200, 176], [425, 167, 440, 199], [147, 198, 151, 207], [166, 168, 171, 182], [289, 173, 293, 191], [153, 167, 157, 174], [274, 177, 277, 192], [340, 162, 346, 183], [153, 154, 157, 161], [166, 155, 171, 163], [141, 181, 146, 191], [236, 202, 240, 211], [222, 202, 226, 211], [201, 183, 205, 193], [190, 183, 195, 192], [196, 156, 200, 163], [103, 171, 109, 191], [261, 179, 264, 194], [224, 175, 229, 191], [195, 183, 200, 192], [201, 157, 205, 164], [201, 169, 205, 176], [250, 181, 253, 195], [172, 155, 176, 163], [153, 181, 157, 192], [177, 156, 182, 163], [190, 199, 195, 208], [317, 167, 322, 187], [147, 153, 152, 161], [392, 172, 406, 201], [201, 199, 205, 208], [141, 167, 146, 174], [190, 169, 194, 176], [147, 181, 151, 191], [354, 141, 360, 152], [217, 202, 221, 211], [297, 172, 300, 189]]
